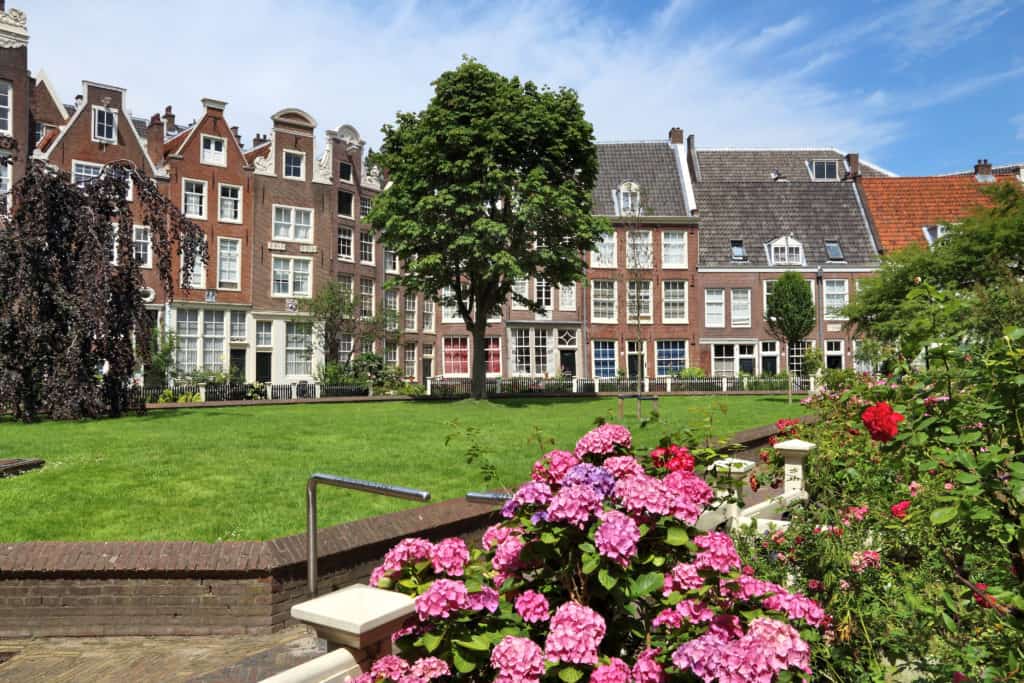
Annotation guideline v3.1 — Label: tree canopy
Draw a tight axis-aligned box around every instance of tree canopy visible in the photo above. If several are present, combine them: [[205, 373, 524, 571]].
[[0, 160, 204, 421], [369, 58, 609, 398]]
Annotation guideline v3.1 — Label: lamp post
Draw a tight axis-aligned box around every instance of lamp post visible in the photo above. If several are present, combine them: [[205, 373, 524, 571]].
[[816, 265, 824, 359]]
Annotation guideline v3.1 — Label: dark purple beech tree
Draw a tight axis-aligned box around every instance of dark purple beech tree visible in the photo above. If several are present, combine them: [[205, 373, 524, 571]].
[[0, 160, 205, 421]]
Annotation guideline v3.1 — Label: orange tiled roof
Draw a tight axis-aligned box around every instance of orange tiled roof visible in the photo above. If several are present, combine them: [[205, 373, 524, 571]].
[[859, 175, 1018, 252], [163, 127, 191, 156], [36, 126, 59, 152], [244, 142, 270, 165]]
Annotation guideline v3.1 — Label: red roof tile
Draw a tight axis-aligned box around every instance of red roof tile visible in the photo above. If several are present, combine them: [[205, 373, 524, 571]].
[[244, 142, 270, 165], [36, 126, 59, 152], [859, 175, 1019, 252]]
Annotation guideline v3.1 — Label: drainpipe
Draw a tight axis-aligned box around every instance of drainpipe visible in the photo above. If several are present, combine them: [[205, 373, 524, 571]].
[[816, 265, 824, 363]]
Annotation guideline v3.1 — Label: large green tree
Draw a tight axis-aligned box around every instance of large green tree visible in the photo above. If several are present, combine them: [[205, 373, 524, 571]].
[[0, 160, 204, 421], [369, 58, 609, 399], [765, 271, 815, 402], [299, 279, 399, 366]]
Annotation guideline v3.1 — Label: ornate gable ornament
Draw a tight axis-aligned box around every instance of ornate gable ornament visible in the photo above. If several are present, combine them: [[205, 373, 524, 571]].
[[313, 144, 332, 184], [0, 9, 28, 49], [254, 142, 275, 176]]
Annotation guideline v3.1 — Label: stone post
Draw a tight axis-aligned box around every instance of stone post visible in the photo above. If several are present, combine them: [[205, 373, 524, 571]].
[[772, 438, 815, 497], [197, 383, 207, 402]]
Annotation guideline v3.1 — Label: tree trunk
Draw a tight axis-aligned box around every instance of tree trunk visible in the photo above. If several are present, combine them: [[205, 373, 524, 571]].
[[470, 318, 489, 400]]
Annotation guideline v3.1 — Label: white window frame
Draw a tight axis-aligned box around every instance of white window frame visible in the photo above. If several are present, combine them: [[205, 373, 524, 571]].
[[442, 336, 470, 377], [441, 286, 461, 323], [200, 134, 227, 167], [767, 235, 804, 266], [384, 248, 399, 274], [661, 231, 688, 269], [704, 288, 725, 328], [218, 183, 242, 223], [809, 159, 839, 181], [0, 81, 11, 136], [91, 106, 117, 144], [403, 293, 418, 331], [337, 226, 353, 261], [202, 310, 226, 371], [271, 256, 312, 298], [360, 196, 373, 218], [182, 237, 207, 289], [230, 311, 247, 342], [627, 280, 653, 323], [285, 322, 313, 376], [592, 340, 618, 378], [824, 279, 849, 321], [72, 160, 103, 188], [132, 225, 152, 269], [255, 320, 273, 347], [559, 282, 577, 312], [359, 230, 375, 265], [485, 337, 502, 377], [511, 279, 529, 311], [359, 278, 375, 318], [384, 290, 399, 331], [662, 280, 688, 324], [283, 149, 306, 180], [403, 343, 417, 379], [731, 288, 751, 328], [825, 339, 845, 370], [617, 181, 641, 216], [535, 279, 552, 320], [182, 178, 208, 220], [217, 237, 242, 291], [922, 224, 949, 246], [175, 309, 199, 374], [272, 204, 314, 243], [591, 233, 617, 268], [591, 280, 617, 323], [338, 161, 353, 183], [422, 299, 435, 332], [759, 341, 780, 375], [626, 230, 653, 269], [655, 340, 687, 377]]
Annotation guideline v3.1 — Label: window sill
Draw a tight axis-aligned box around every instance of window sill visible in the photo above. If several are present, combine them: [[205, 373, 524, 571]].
[[218, 217, 244, 225], [201, 160, 228, 168]]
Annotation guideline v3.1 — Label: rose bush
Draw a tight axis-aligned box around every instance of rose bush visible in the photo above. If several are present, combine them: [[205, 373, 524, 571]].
[[358, 423, 826, 682]]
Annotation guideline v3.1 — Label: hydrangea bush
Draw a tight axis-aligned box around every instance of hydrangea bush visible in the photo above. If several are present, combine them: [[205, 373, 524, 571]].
[[358, 423, 826, 682]]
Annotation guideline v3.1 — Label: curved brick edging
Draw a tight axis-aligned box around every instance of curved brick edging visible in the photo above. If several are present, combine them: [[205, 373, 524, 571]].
[[0, 416, 815, 638]]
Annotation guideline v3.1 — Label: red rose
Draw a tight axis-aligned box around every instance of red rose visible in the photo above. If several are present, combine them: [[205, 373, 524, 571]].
[[861, 402, 905, 442], [890, 500, 911, 519]]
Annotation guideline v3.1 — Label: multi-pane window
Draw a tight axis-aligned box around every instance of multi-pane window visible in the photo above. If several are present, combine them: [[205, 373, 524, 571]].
[[184, 240, 206, 289], [338, 191, 354, 217], [591, 280, 616, 322], [218, 238, 240, 289], [361, 338, 375, 355], [737, 344, 755, 375], [712, 344, 735, 377], [403, 294, 417, 331], [359, 278, 374, 318], [384, 248, 398, 272], [256, 320, 272, 347], [285, 322, 312, 375], [0, 82, 10, 134], [788, 340, 812, 376], [0, 159, 9, 201], [273, 206, 313, 241], [72, 161, 102, 188], [271, 257, 311, 297], [404, 344, 417, 378], [662, 231, 687, 268], [175, 310, 199, 374], [731, 288, 751, 327], [764, 280, 776, 317], [441, 287, 459, 323], [511, 279, 528, 310], [655, 341, 686, 376], [422, 299, 435, 331], [705, 288, 725, 328], [338, 162, 353, 182], [337, 274, 353, 301], [201, 135, 226, 165], [811, 159, 838, 181], [337, 227, 353, 260], [339, 334, 354, 362], [230, 311, 246, 341], [592, 234, 616, 268], [133, 226, 151, 268], [384, 290, 398, 331], [593, 341, 616, 378], [284, 151, 304, 179], [618, 182, 641, 215], [183, 179, 207, 219], [359, 231, 374, 264], [535, 279, 552, 318], [826, 340, 844, 369], [770, 238, 803, 266], [360, 196, 373, 217], [663, 281, 687, 323], [533, 329, 549, 375], [92, 107, 116, 143], [761, 341, 779, 375], [384, 342, 398, 367], [626, 231, 653, 268], [443, 337, 469, 375], [219, 185, 241, 222], [486, 337, 501, 374], [824, 279, 849, 320], [203, 311, 224, 370], [627, 281, 652, 321], [513, 329, 532, 374], [559, 283, 576, 312]]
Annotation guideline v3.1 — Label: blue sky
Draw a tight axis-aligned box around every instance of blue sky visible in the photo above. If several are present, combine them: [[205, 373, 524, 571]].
[[21, 0, 1024, 175]]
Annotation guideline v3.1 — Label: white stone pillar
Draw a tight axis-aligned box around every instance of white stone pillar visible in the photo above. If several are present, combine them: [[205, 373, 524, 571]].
[[772, 438, 815, 497]]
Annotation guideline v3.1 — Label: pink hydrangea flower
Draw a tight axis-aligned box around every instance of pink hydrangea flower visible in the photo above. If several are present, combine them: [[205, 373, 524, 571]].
[[514, 590, 550, 623], [761, 590, 828, 627], [652, 599, 713, 628], [532, 450, 581, 484], [574, 423, 632, 458], [431, 537, 469, 576], [482, 524, 519, 550], [546, 484, 604, 529], [720, 574, 780, 602], [663, 470, 714, 506], [415, 579, 469, 620], [591, 658, 631, 683], [371, 537, 435, 586], [613, 474, 672, 517], [663, 562, 705, 595], [491, 636, 545, 683], [405, 656, 450, 681], [370, 654, 410, 680], [631, 647, 665, 683], [492, 534, 526, 584], [594, 510, 640, 567], [468, 586, 499, 613], [545, 602, 606, 665], [503, 481, 553, 518], [603, 455, 645, 480], [673, 618, 811, 683], [693, 532, 742, 573]]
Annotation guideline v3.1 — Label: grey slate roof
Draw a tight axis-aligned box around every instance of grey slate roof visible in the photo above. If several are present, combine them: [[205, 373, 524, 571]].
[[593, 142, 687, 216], [695, 181, 879, 267], [695, 149, 891, 183]]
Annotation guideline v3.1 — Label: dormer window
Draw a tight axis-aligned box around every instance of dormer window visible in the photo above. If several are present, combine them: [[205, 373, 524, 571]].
[[810, 159, 838, 181], [92, 106, 117, 144], [922, 224, 948, 246], [617, 181, 641, 216], [730, 240, 747, 261], [284, 150, 305, 180], [201, 135, 227, 166], [824, 240, 844, 261], [768, 235, 804, 266]]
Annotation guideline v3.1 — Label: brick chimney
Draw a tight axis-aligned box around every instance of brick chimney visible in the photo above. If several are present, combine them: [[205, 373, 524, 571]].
[[974, 158, 992, 176], [230, 125, 241, 148], [252, 133, 268, 148], [162, 105, 175, 133], [845, 153, 860, 178], [668, 127, 684, 144], [146, 114, 163, 159]]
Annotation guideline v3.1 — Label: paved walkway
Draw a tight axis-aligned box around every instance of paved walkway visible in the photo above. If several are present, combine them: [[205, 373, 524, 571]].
[[0, 625, 322, 682]]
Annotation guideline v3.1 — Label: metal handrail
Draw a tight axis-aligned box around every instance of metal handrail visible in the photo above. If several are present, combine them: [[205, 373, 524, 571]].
[[465, 491, 513, 504], [307, 473, 430, 596]]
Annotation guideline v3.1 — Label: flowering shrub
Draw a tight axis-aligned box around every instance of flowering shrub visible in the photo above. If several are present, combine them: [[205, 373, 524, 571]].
[[362, 424, 826, 681]]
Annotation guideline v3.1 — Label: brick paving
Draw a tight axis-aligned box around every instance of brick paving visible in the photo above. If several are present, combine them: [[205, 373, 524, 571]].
[[0, 625, 323, 682]]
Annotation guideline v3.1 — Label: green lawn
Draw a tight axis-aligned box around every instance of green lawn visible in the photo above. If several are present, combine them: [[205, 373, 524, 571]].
[[0, 396, 807, 542]]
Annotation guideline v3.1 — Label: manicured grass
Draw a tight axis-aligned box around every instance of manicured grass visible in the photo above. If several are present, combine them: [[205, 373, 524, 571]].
[[0, 396, 807, 542]]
